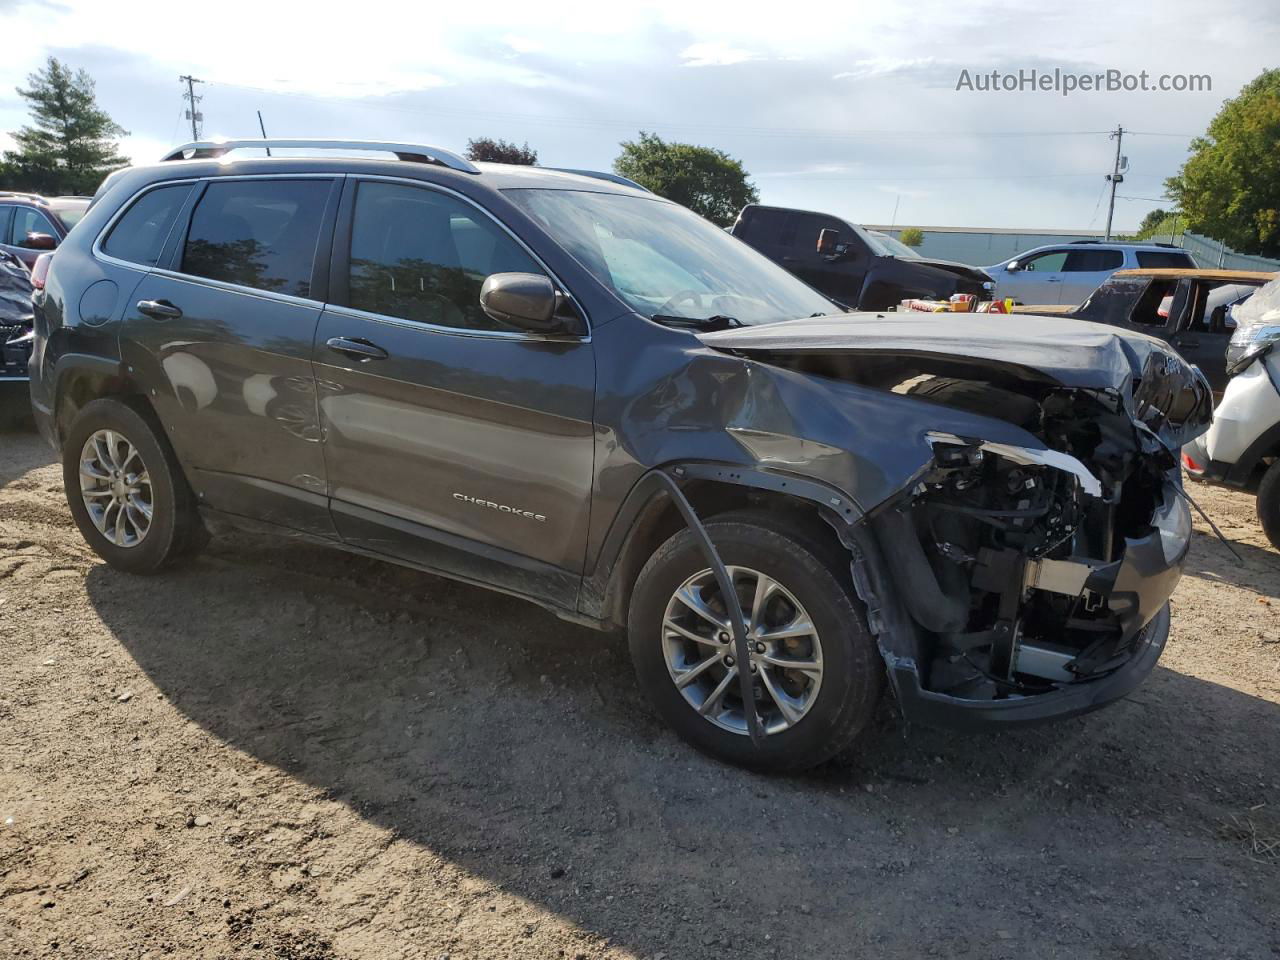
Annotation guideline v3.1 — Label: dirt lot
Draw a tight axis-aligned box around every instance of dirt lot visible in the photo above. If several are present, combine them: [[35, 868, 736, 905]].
[[1, 395, 1278, 960]]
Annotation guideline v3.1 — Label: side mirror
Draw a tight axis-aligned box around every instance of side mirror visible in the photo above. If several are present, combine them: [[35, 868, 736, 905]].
[[24, 232, 57, 251], [816, 228, 840, 256], [1006, 260, 1021, 272], [480, 273, 582, 336]]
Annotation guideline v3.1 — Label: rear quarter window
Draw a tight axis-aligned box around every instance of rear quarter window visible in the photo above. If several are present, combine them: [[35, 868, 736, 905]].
[[1136, 250, 1195, 268], [101, 184, 194, 266]]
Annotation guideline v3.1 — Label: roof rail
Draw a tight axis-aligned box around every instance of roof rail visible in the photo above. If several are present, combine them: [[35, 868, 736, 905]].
[[160, 139, 480, 174], [545, 168, 651, 193], [0, 191, 49, 204]]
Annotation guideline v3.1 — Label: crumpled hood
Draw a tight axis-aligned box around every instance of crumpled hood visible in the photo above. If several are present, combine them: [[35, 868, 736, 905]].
[[698, 311, 1213, 449], [907, 258, 993, 285]]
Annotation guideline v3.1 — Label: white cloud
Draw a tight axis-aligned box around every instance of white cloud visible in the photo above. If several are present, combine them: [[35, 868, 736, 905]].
[[833, 57, 939, 80], [679, 41, 760, 68]]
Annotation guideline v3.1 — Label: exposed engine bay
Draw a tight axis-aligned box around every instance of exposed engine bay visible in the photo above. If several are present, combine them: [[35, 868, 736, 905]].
[[698, 313, 1212, 715]]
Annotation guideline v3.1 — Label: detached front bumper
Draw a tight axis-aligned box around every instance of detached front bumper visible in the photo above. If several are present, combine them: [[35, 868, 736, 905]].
[[888, 481, 1189, 732]]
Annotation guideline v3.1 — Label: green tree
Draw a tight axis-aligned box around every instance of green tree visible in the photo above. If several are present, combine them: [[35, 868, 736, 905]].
[[1165, 69, 1280, 257], [613, 131, 759, 227], [465, 137, 537, 165], [1, 57, 129, 195], [1135, 208, 1169, 236], [898, 227, 925, 247]]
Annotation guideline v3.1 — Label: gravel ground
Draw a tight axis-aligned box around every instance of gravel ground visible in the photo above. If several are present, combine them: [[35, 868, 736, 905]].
[[1, 395, 1278, 959]]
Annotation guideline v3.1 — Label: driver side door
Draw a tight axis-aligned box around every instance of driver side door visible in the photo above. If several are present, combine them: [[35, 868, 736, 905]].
[[1001, 249, 1069, 304]]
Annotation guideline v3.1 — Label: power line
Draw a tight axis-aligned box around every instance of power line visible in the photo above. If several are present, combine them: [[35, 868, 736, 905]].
[[196, 78, 1139, 141], [758, 172, 1102, 182]]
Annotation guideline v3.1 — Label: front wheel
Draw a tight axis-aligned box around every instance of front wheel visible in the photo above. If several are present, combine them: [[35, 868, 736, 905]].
[[627, 512, 883, 772], [1257, 459, 1280, 551]]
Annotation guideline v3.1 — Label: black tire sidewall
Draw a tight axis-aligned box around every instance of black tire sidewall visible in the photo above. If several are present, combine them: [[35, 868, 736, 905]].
[[62, 399, 184, 573], [1258, 459, 1280, 552], [628, 518, 882, 771]]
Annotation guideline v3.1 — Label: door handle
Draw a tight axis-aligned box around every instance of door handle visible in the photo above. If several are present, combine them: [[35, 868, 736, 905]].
[[1177, 337, 1201, 348], [326, 336, 388, 362], [137, 299, 182, 320]]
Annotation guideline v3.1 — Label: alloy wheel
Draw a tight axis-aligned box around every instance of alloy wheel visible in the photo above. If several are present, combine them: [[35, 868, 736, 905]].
[[660, 565, 824, 736], [78, 429, 153, 548]]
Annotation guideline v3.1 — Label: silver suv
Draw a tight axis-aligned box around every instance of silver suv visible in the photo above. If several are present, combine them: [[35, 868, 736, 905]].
[[987, 241, 1195, 305]]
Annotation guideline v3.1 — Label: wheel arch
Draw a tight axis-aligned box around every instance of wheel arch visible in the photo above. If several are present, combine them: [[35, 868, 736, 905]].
[[52, 355, 158, 447], [580, 463, 865, 629], [1226, 420, 1280, 487]]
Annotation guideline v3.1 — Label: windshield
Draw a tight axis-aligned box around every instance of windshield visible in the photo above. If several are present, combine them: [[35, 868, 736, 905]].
[[503, 188, 837, 326], [866, 231, 920, 260]]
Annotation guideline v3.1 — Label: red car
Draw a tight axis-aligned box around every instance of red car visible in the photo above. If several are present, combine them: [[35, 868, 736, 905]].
[[0, 192, 90, 269]]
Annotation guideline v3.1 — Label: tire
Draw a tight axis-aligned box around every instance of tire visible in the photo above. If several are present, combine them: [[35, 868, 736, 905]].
[[1257, 459, 1280, 551], [627, 510, 883, 772], [62, 397, 204, 573]]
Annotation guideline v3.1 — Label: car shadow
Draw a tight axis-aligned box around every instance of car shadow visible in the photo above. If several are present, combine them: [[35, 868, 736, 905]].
[[1181, 527, 1277, 596], [0, 389, 54, 494], [83, 529, 1280, 958]]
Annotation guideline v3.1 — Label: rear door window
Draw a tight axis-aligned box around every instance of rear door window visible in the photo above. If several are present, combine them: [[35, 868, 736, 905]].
[[102, 184, 194, 267], [1136, 250, 1195, 268], [1063, 249, 1124, 272], [180, 179, 332, 298]]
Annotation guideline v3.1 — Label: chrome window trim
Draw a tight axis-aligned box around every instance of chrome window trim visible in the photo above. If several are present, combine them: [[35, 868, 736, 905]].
[[91, 172, 591, 342], [146, 268, 327, 310], [322, 302, 588, 343], [91, 173, 338, 276], [341, 173, 592, 342]]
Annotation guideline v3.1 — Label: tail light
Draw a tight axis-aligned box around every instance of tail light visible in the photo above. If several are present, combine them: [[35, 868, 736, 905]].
[[30, 252, 53, 290], [1181, 451, 1202, 471]]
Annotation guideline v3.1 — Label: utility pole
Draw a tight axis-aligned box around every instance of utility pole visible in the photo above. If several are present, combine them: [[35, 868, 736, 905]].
[[180, 75, 204, 141], [1103, 125, 1124, 241]]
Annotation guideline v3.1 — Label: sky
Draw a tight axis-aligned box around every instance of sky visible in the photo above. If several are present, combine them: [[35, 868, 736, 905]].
[[0, 0, 1276, 232]]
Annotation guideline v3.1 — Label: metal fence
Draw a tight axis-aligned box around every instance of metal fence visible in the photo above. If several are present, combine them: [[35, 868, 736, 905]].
[[1176, 232, 1280, 272]]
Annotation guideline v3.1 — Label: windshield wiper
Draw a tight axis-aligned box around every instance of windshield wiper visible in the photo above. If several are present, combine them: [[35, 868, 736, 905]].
[[649, 314, 744, 330]]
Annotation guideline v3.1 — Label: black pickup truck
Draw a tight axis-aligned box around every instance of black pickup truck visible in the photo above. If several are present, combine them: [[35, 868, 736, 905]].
[[731, 204, 993, 310]]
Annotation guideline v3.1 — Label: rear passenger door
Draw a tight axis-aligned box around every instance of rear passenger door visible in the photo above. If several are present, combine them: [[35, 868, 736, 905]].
[[1060, 248, 1125, 305], [313, 178, 596, 608], [118, 175, 341, 536]]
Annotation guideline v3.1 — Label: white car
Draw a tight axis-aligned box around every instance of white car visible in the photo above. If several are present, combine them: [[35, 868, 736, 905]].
[[987, 242, 1196, 305], [1183, 277, 1280, 549]]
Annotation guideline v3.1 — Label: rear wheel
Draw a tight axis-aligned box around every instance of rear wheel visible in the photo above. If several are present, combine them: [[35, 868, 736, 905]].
[[62, 398, 204, 573], [627, 512, 883, 771], [1257, 459, 1280, 551]]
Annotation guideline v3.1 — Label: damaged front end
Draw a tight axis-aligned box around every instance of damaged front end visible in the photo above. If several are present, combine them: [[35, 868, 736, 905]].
[[699, 314, 1212, 728]]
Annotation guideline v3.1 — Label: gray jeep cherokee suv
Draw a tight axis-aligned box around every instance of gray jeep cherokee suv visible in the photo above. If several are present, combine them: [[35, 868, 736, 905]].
[[30, 139, 1211, 771]]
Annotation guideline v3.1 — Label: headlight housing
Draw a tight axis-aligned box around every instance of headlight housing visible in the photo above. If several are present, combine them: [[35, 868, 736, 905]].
[[1226, 319, 1280, 376]]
